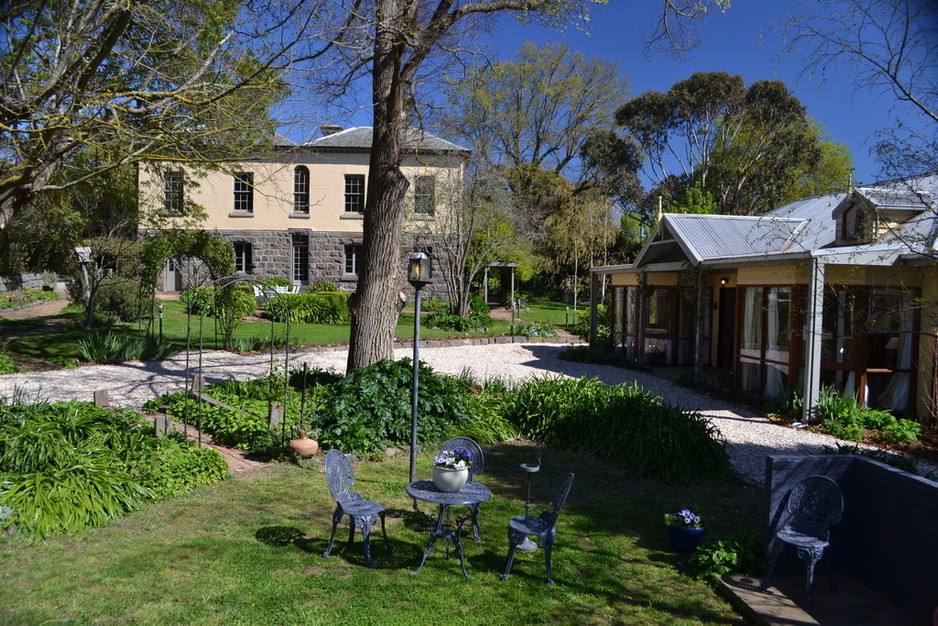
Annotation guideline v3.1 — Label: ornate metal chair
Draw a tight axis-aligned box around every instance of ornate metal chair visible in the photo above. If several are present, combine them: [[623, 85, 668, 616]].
[[322, 449, 391, 567], [438, 437, 485, 542], [761, 475, 844, 605], [501, 472, 575, 585]]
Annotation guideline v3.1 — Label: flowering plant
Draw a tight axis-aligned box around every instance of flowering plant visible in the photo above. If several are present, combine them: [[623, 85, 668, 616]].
[[434, 448, 472, 470], [664, 507, 704, 528]]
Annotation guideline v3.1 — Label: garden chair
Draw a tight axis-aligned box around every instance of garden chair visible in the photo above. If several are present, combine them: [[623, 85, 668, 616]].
[[438, 437, 485, 542], [501, 472, 575, 585], [760, 475, 844, 605], [322, 449, 391, 568]]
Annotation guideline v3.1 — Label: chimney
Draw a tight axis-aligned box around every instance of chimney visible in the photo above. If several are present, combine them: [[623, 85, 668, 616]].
[[320, 124, 342, 137]]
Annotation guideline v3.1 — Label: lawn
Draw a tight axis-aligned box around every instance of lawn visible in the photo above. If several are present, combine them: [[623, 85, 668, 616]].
[[2, 299, 519, 364], [0, 442, 760, 625]]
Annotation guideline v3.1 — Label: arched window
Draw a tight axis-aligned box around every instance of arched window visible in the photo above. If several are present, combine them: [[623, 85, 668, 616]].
[[294, 166, 310, 214]]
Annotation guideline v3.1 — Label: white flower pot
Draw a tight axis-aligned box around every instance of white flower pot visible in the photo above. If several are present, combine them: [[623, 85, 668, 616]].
[[432, 466, 469, 492]]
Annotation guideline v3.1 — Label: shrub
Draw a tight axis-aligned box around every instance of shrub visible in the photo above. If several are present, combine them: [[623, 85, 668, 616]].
[[0, 399, 227, 540], [139, 444, 230, 500], [468, 292, 489, 315], [880, 418, 921, 445], [0, 287, 61, 310], [267, 292, 350, 324], [77, 332, 176, 363], [261, 276, 292, 288], [315, 358, 472, 455], [310, 280, 339, 292], [821, 442, 919, 474], [423, 297, 451, 313], [509, 321, 556, 338], [157, 390, 286, 456], [427, 312, 492, 332], [689, 532, 764, 582], [95, 277, 145, 322], [572, 305, 606, 342], [812, 387, 922, 444], [231, 335, 297, 353], [0, 352, 19, 375], [504, 376, 729, 482], [674, 372, 696, 387], [180, 286, 256, 320]]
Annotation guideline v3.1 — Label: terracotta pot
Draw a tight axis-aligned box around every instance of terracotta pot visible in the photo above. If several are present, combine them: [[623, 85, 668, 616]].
[[432, 466, 469, 492], [287, 431, 319, 458]]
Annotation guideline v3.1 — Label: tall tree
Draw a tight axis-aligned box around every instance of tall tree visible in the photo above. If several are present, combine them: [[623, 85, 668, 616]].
[[437, 43, 629, 247], [344, 1, 729, 370], [0, 0, 295, 226], [412, 163, 518, 316], [600, 73, 848, 222]]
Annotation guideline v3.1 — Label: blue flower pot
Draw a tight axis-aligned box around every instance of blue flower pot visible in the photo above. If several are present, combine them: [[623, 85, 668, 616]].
[[667, 525, 707, 554]]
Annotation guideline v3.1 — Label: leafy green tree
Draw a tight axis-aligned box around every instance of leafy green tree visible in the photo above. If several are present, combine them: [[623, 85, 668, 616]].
[[0, 1, 290, 226], [600, 72, 849, 219]]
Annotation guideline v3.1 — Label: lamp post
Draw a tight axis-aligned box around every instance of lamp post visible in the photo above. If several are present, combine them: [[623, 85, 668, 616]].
[[407, 247, 432, 484], [157, 301, 164, 341]]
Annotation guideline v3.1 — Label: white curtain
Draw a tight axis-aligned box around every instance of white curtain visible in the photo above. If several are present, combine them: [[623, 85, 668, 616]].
[[740, 287, 762, 393], [764, 288, 785, 398]]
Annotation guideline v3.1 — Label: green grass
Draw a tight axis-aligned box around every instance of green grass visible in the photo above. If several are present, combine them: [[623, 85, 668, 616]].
[[519, 298, 578, 328], [2, 300, 518, 365], [0, 442, 760, 624]]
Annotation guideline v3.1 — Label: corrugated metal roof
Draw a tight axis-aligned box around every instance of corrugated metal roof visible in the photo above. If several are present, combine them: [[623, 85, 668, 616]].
[[661, 214, 808, 262], [631, 174, 938, 268], [303, 126, 470, 154]]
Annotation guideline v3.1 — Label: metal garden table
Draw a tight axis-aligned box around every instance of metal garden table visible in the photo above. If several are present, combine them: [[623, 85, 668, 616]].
[[406, 479, 491, 577]]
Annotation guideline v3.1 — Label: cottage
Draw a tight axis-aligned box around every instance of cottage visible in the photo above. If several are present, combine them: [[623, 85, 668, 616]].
[[591, 175, 938, 424]]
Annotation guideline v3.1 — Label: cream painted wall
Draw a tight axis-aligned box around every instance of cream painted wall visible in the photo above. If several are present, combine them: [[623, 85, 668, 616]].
[[737, 265, 806, 285], [139, 152, 464, 232], [609, 272, 639, 286]]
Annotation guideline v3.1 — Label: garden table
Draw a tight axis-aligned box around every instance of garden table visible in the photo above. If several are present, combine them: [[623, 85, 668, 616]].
[[406, 479, 491, 578]]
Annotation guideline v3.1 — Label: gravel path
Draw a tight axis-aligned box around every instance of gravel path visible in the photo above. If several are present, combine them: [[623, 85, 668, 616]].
[[1, 341, 932, 484]]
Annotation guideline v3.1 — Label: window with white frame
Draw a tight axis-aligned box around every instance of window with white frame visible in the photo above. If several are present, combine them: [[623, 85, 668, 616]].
[[344, 174, 365, 213], [234, 242, 253, 274], [233, 172, 254, 212], [294, 166, 310, 214], [163, 171, 184, 215], [344, 243, 362, 275], [414, 175, 436, 214]]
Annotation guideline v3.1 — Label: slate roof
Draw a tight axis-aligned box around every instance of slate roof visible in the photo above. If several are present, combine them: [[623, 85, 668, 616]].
[[303, 126, 470, 155]]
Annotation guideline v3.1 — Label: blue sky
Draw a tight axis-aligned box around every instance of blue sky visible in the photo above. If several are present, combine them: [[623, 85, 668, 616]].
[[300, 2, 929, 186], [480, 1, 910, 186]]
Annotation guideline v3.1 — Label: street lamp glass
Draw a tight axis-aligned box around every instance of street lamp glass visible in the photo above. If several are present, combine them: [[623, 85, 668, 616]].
[[408, 251, 431, 287]]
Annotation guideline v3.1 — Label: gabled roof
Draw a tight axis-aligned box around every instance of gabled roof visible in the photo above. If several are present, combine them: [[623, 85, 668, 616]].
[[601, 174, 938, 274], [833, 175, 938, 217], [303, 126, 470, 155]]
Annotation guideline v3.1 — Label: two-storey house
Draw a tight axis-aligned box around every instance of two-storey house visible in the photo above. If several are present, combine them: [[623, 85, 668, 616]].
[[138, 126, 469, 291]]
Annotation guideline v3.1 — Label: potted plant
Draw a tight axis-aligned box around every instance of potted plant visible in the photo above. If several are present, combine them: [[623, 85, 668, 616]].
[[432, 448, 473, 492], [664, 507, 707, 554]]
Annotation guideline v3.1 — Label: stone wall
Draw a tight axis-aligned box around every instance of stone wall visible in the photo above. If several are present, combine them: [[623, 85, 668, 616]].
[[0, 273, 46, 292]]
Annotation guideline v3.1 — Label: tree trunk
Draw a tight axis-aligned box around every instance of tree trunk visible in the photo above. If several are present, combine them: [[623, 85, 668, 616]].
[[346, 3, 409, 371]]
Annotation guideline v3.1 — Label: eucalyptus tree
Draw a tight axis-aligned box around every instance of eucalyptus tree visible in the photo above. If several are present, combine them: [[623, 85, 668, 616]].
[[602, 73, 848, 221]]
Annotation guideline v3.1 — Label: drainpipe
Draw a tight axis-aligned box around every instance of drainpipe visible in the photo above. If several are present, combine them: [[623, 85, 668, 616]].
[[802, 258, 826, 423]]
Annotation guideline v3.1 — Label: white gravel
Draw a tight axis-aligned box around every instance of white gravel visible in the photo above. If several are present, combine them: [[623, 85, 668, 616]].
[[2, 341, 933, 484]]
